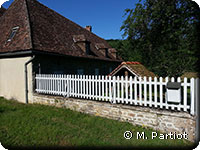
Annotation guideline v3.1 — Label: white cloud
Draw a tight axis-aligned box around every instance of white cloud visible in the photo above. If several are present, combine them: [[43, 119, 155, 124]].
[[0, 0, 9, 8]]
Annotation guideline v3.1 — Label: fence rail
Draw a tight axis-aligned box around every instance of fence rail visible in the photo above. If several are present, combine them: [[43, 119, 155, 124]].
[[35, 74, 199, 115]]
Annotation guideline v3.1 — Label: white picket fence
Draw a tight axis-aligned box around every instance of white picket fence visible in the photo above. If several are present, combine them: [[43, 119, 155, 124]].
[[35, 74, 199, 115]]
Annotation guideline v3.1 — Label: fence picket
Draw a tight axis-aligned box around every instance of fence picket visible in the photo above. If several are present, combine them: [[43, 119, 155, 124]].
[[109, 76, 112, 102], [113, 76, 116, 104], [144, 77, 147, 106], [125, 76, 128, 104], [92, 75, 95, 100], [139, 77, 142, 106], [89, 75, 91, 99], [105, 76, 108, 101], [154, 77, 158, 108], [117, 76, 120, 103], [95, 75, 98, 100], [183, 77, 187, 111], [171, 77, 175, 110], [149, 77, 152, 107], [99, 76, 101, 100], [159, 77, 163, 109], [121, 76, 124, 103], [130, 76, 133, 105], [177, 77, 181, 111], [190, 78, 195, 115], [134, 77, 137, 104], [102, 76, 105, 101]]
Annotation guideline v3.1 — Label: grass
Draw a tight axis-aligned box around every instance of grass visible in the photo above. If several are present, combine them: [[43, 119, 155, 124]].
[[0, 97, 193, 148]]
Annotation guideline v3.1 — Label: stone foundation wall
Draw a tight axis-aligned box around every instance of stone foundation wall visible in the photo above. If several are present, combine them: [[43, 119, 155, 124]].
[[32, 94, 196, 142]]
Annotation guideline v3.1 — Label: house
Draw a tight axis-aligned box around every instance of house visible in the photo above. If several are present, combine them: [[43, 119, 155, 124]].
[[181, 72, 199, 79], [0, 0, 122, 103], [109, 62, 156, 78]]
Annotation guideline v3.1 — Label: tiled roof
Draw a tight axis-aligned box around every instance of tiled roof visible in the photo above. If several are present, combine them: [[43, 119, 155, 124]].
[[181, 72, 199, 79], [109, 62, 156, 78], [0, 0, 121, 62]]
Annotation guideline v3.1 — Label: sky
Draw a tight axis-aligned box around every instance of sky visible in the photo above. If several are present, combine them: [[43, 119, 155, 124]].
[[2, 0, 139, 40]]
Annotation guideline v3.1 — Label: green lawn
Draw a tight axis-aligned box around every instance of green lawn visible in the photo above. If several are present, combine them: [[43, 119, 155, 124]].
[[0, 97, 193, 148]]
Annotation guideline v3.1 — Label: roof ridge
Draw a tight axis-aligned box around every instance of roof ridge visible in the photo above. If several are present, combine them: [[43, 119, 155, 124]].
[[121, 61, 141, 65]]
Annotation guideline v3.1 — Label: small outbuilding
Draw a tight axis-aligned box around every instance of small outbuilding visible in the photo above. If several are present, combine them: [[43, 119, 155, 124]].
[[181, 72, 199, 79], [109, 62, 156, 78]]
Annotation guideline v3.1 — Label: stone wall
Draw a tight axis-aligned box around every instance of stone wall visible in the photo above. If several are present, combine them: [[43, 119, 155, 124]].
[[32, 94, 196, 142]]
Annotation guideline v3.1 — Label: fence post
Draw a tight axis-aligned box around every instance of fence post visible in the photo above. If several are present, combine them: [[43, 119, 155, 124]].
[[36, 74, 38, 92], [195, 78, 200, 142], [165, 77, 169, 109], [190, 78, 195, 115]]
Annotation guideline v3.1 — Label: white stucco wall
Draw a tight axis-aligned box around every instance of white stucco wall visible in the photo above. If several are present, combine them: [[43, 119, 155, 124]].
[[0, 56, 33, 103]]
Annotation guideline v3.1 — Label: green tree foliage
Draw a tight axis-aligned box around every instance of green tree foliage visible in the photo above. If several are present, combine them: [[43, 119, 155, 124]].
[[120, 0, 200, 77], [107, 39, 141, 61]]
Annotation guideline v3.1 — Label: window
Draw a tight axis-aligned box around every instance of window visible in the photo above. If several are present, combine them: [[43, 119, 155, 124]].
[[53, 71, 64, 74], [7, 26, 19, 42], [86, 42, 90, 55], [105, 48, 109, 58], [77, 69, 84, 75], [95, 68, 99, 75], [109, 67, 113, 73]]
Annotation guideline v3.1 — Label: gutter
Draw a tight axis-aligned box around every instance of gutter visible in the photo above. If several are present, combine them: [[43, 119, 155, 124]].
[[25, 55, 35, 104], [0, 50, 33, 58]]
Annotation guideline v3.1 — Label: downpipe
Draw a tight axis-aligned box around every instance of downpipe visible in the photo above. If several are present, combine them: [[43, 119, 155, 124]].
[[25, 55, 35, 104]]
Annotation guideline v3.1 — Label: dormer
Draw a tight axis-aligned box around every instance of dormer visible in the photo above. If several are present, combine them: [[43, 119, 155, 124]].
[[95, 43, 108, 58], [73, 34, 91, 55], [109, 48, 117, 58], [0, 7, 6, 18]]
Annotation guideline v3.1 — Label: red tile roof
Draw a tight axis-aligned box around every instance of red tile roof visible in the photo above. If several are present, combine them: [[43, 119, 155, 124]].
[[0, 0, 122, 62], [109, 62, 156, 77]]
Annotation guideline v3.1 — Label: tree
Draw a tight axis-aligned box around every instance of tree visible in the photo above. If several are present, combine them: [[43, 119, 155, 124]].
[[120, 0, 200, 77], [107, 39, 142, 61]]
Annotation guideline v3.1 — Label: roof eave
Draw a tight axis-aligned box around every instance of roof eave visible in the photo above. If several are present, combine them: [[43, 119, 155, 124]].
[[0, 49, 33, 58], [32, 49, 122, 62], [0, 49, 122, 63]]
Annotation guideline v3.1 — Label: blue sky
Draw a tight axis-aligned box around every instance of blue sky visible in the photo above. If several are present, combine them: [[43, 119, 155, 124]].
[[2, 0, 138, 40]]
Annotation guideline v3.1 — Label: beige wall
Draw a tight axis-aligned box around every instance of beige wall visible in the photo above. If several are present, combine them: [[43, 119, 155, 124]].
[[0, 57, 33, 103]]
